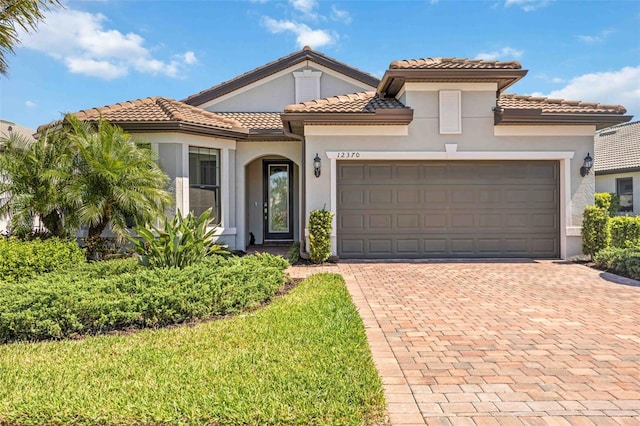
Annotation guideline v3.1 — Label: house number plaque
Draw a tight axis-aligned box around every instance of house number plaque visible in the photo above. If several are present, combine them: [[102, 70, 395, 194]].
[[336, 152, 361, 158]]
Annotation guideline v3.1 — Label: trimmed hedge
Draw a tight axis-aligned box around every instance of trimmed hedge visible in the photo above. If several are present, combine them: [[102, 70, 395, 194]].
[[609, 216, 640, 248], [309, 208, 333, 263], [582, 206, 610, 259], [0, 238, 85, 283], [0, 253, 289, 343], [594, 246, 640, 280]]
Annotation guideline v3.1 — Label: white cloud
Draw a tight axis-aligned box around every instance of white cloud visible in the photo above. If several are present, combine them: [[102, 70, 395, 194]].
[[17, 8, 196, 80], [331, 5, 351, 24], [530, 66, 640, 117], [551, 77, 566, 84], [577, 29, 615, 44], [25, 101, 37, 108], [183, 51, 198, 65], [262, 17, 334, 48], [476, 47, 523, 61], [289, 0, 318, 20], [504, 0, 550, 12]]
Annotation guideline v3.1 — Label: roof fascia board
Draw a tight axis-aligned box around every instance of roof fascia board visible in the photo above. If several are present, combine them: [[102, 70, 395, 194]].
[[281, 109, 414, 137], [496, 110, 633, 129], [378, 69, 528, 97], [595, 167, 640, 176], [115, 121, 249, 139]]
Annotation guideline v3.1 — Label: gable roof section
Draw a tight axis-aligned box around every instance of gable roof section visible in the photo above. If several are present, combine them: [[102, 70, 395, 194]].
[[182, 46, 380, 107], [281, 91, 413, 136], [378, 57, 528, 97], [496, 94, 631, 129], [215, 112, 297, 141], [39, 97, 248, 139], [594, 121, 640, 174]]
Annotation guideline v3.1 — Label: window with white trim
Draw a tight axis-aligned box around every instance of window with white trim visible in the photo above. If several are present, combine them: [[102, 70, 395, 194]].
[[617, 177, 633, 212], [189, 147, 221, 222]]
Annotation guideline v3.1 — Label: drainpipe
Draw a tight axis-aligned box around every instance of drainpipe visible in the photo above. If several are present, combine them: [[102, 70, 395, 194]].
[[282, 121, 310, 260]]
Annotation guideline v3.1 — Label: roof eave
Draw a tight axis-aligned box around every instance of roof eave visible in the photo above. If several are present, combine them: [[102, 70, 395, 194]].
[[377, 69, 529, 97], [495, 109, 633, 130], [114, 121, 249, 139], [595, 167, 640, 176], [280, 109, 414, 137]]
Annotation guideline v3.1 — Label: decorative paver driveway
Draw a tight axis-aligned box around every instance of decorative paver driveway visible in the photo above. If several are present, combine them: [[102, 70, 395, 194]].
[[289, 260, 640, 425]]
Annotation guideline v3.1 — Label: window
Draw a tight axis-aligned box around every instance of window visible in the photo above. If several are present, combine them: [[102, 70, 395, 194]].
[[189, 147, 221, 222], [617, 178, 633, 212]]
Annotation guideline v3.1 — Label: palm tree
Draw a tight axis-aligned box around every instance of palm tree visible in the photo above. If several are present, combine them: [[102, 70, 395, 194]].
[[0, 128, 74, 237], [0, 0, 61, 76], [64, 115, 172, 240]]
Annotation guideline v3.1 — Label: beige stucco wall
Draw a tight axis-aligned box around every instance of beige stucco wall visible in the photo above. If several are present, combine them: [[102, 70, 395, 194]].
[[303, 84, 597, 258], [201, 65, 374, 112], [596, 171, 640, 214]]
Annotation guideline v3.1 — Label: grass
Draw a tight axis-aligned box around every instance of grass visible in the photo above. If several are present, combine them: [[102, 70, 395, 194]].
[[0, 273, 385, 425]]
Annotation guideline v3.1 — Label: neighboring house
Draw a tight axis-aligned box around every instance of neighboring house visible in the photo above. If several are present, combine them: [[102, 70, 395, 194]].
[[41, 47, 631, 259], [0, 120, 36, 234], [594, 121, 640, 215]]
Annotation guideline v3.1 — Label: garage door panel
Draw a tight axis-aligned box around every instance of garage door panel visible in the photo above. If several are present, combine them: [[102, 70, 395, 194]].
[[337, 160, 559, 258]]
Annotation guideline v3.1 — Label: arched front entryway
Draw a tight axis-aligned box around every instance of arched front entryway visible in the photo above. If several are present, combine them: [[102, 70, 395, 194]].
[[244, 155, 299, 246]]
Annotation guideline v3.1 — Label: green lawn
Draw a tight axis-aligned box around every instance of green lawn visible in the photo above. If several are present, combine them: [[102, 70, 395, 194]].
[[0, 273, 385, 425]]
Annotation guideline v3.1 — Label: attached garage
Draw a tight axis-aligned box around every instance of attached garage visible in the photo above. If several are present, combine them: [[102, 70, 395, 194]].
[[337, 160, 559, 259]]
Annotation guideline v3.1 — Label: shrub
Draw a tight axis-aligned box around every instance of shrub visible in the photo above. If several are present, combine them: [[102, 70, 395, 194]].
[[594, 246, 640, 280], [595, 192, 622, 217], [287, 241, 300, 265], [129, 209, 229, 269], [609, 216, 640, 248], [0, 238, 85, 283], [582, 206, 610, 259], [308, 207, 333, 263], [0, 253, 288, 343]]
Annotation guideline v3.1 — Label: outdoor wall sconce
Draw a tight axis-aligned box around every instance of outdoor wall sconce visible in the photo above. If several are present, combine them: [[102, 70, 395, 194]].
[[580, 152, 593, 177], [313, 153, 321, 177]]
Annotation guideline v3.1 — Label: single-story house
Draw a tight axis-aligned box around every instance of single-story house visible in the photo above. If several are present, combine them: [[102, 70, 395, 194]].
[[43, 47, 632, 259], [594, 121, 639, 214]]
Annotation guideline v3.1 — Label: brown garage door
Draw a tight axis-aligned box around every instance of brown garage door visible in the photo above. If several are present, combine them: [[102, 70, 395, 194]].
[[337, 160, 559, 258]]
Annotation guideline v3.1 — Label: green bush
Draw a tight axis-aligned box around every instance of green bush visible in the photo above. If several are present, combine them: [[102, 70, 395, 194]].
[[594, 192, 622, 217], [129, 209, 229, 269], [309, 207, 333, 263], [609, 216, 640, 248], [0, 253, 288, 343], [0, 238, 85, 283], [582, 206, 610, 259], [594, 246, 640, 280], [287, 241, 300, 265]]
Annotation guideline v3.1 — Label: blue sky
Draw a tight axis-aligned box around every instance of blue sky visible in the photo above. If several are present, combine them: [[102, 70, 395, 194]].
[[2, 0, 639, 130]]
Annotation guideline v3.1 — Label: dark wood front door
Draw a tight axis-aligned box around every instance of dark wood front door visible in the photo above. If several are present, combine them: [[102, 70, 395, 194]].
[[263, 160, 293, 241]]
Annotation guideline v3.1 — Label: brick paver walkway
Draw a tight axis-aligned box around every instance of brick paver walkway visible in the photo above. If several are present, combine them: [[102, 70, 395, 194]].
[[288, 260, 640, 425]]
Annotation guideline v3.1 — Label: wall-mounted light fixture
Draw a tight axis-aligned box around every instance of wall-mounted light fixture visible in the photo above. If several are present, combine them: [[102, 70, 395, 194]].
[[313, 153, 321, 178], [580, 152, 593, 177]]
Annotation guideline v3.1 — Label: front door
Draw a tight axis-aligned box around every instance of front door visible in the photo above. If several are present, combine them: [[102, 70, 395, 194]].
[[263, 160, 293, 241]]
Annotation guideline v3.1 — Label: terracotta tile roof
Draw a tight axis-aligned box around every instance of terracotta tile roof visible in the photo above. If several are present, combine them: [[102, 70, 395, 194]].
[[1, 120, 35, 140], [498, 94, 627, 114], [595, 121, 640, 173], [183, 46, 380, 106], [69, 96, 242, 129], [215, 112, 283, 131], [284, 91, 408, 113], [390, 57, 522, 70]]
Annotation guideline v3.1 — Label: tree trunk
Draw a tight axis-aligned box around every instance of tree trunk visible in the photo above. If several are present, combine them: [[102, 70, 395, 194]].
[[88, 218, 109, 239]]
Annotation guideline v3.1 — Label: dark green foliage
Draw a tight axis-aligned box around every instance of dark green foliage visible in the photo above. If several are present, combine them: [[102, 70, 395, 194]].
[[0, 253, 288, 343], [129, 209, 229, 269], [286, 241, 300, 265], [0, 238, 85, 282], [594, 192, 621, 217], [609, 216, 640, 248], [594, 246, 640, 280], [582, 206, 610, 259], [309, 207, 333, 263]]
